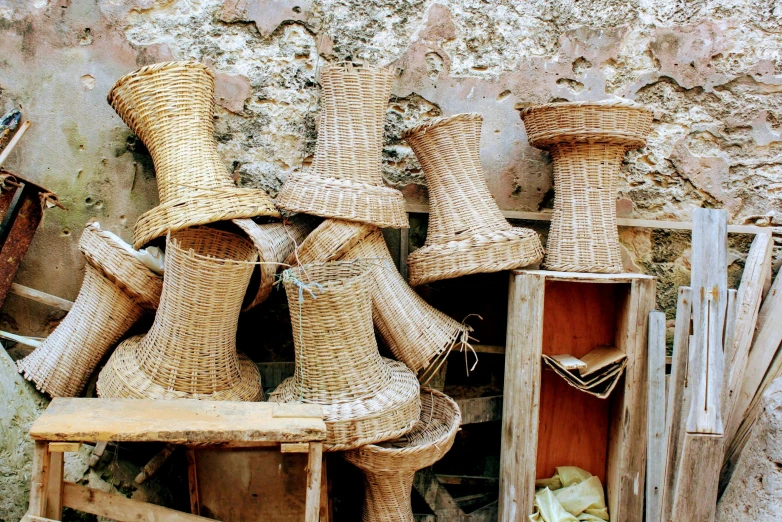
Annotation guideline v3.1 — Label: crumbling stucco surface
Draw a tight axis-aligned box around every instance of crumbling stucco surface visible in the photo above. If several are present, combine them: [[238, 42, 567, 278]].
[[717, 376, 782, 521]]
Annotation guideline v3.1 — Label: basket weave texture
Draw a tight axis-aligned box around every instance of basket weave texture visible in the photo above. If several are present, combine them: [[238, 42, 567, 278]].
[[108, 61, 278, 248], [17, 224, 162, 397], [96, 226, 262, 401], [344, 388, 461, 522], [519, 101, 653, 273], [275, 62, 408, 229], [269, 261, 420, 451], [232, 217, 313, 311], [288, 219, 470, 379], [403, 113, 543, 286]]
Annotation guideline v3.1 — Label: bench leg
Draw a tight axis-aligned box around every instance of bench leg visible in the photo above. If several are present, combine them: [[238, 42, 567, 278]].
[[305, 442, 323, 522], [44, 450, 64, 520], [28, 441, 51, 517]]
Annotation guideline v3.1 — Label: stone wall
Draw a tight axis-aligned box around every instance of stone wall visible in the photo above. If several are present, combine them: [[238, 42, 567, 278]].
[[0, 0, 780, 330]]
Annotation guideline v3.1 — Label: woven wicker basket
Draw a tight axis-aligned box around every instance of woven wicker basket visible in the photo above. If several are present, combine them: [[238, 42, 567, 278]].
[[17, 224, 162, 397], [403, 113, 543, 286], [97, 226, 262, 401], [108, 61, 279, 248], [276, 62, 408, 229], [519, 101, 653, 273], [232, 217, 313, 311], [287, 219, 471, 381], [344, 388, 461, 522], [269, 261, 420, 451]]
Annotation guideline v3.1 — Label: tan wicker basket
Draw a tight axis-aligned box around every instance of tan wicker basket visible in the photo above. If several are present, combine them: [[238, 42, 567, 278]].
[[275, 62, 408, 229], [287, 219, 471, 381], [344, 388, 461, 522], [519, 101, 653, 273], [403, 113, 544, 286], [232, 217, 313, 311], [97, 226, 262, 401], [17, 224, 162, 397], [268, 261, 420, 451], [108, 61, 279, 248]]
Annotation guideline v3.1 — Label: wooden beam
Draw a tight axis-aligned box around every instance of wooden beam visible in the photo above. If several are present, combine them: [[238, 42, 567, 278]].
[[280, 442, 310, 453], [687, 209, 727, 435], [47, 442, 81, 453], [9, 283, 73, 311], [62, 482, 213, 521], [404, 202, 777, 235], [661, 288, 693, 522], [0, 120, 30, 168], [669, 434, 722, 522], [88, 441, 107, 468], [44, 451, 63, 520], [134, 444, 175, 484], [305, 442, 323, 522], [722, 232, 773, 428], [646, 311, 667, 522], [455, 395, 502, 425], [498, 272, 545, 522], [28, 441, 50, 518]]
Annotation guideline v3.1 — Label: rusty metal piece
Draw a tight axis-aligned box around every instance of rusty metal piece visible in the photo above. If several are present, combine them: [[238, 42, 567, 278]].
[[0, 169, 63, 308]]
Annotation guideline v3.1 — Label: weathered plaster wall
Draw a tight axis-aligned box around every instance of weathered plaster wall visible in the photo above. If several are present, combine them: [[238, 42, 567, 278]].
[[0, 0, 780, 330]]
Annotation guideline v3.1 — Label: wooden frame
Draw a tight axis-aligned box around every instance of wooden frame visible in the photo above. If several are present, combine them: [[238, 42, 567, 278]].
[[25, 398, 327, 522], [499, 270, 655, 522]]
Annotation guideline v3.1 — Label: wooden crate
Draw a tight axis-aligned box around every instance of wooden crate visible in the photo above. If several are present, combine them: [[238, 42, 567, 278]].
[[499, 270, 655, 522]]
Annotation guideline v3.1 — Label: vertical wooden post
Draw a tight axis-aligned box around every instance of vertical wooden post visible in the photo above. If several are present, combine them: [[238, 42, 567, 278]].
[[28, 441, 50, 517], [44, 450, 64, 521], [499, 272, 545, 522], [305, 442, 323, 522], [319, 454, 331, 522], [186, 449, 200, 516], [646, 311, 667, 522]]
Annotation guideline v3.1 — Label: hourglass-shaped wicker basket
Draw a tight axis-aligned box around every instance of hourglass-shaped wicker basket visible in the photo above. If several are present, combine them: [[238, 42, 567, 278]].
[[519, 100, 653, 273]]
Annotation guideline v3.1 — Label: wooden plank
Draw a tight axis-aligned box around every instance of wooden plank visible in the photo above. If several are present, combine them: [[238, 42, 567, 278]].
[[30, 399, 326, 444], [22, 516, 60, 522], [455, 395, 502, 424], [498, 272, 545, 522], [723, 289, 738, 378], [305, 442, 323, 522], [135, 444, 175, 484], [9, 283, 73, 311], [47, 442, 81, 453], [646, 311, 666, 522], [436, 475, 500, 487], [88, 441, 108, 467], [722, 232, 773, 428], [471, 344, 506, 354], [281, 442, 310, 453], [606, 277, 656, 521], [669, 434, 722, 522], [44, 451, 63, 520], [405, 202, 776, 235], [186, 449, 200, 516], [0, 120, 30, 167], [660, 288, 693, 522], [725, 269, 782, 447], [62, 482, 213, 521], [687, 209, 727, 435], [516, 269, 654, 283], [28, 441, 49, 517]]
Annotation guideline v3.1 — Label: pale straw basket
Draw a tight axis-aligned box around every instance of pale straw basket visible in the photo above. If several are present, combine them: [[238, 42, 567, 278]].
[[275, 62, 408, 229], [107, 61, 279, 248], [287, 219, 471, 382], [269, 261, 420, 451], [232, 217, 313, 311], [97, 226, 262, 401], [344, 388, 461, 522], [403, 113, 544, 286], [519, 100, 653, 273], [17, 224, 162, 397]]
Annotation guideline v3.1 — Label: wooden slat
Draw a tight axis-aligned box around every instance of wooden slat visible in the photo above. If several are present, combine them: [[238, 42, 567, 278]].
[[514, 269, 654, 283], [404, 202, 777, 235], [305, 442, 323, 522], [63, 482, 214, 521], [660, 288, 693, 522], [9, 283, 73, 311], [28, 441, 49, 518], [44, 451, 64, 520], [669, 434, 722, 522], [30, 399, 326, 444], [646, 311, 667, 522], [725, 269, 782, 447], [499, 272, 545, 522], [280, 442, 310, 453], [687, 209, 727, 435], [455, 395, 502, 424], [722, 232, 773, 428], [22, 516, 60, 522], [47, 442, 81, 453]]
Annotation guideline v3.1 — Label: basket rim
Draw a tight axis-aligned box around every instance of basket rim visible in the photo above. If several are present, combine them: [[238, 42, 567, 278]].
[[517, 99, 652, 118], [403, 112, 482, 139], [167, 227, 259, 265], [283, 259, 373, 291], [107, 60, 213, 107]]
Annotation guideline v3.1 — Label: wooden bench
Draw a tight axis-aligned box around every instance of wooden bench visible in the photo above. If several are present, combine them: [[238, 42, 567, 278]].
[[24, 398, 327, 522]]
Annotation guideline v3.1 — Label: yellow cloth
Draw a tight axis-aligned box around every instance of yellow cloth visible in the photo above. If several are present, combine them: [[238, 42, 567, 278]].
[[529, 467, 609, 522]]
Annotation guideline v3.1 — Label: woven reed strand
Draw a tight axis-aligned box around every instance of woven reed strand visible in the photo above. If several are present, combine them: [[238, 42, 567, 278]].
[[132, 226, 258, 394], [403, 113, 543, 285], [344, 389, 461, 522], [520, 102, 653, 273], [17, 264, 144, 397], [289, 219, 469, 375]]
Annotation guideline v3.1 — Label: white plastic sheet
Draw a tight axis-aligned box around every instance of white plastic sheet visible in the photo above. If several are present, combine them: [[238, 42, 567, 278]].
[[529, 466, 609, 522]]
